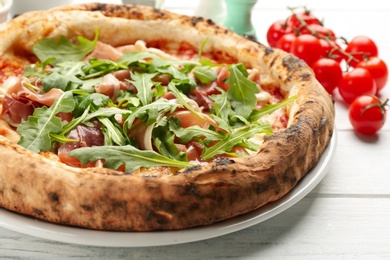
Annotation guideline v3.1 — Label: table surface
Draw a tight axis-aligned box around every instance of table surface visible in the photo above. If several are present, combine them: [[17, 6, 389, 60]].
[[1, 0, 390, 259]]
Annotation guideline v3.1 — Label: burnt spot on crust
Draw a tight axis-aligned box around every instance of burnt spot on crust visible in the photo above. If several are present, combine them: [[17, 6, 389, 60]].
[[151, 199, 176, 213], [206, 19, 215, 26], [297, 156, 306, 165], [190, 202, 200, 210], [81, 205, 94, 211], [282, 54, 306, 72], [243, 34, 257, 42], [183, 181, 200, 197], [270, 56, 278, 68], [183, 165, 202, 174], [191, 16, 205, 26], [49, 193, 59, 202], [214, 157, 235, 166], [282, 168, 298, 185], [32, 208, 44, 216], [265, 47, 274, 56], [88, 3, 109, 11], [254, 182, 267, 194], [300, 72, 312, 81]]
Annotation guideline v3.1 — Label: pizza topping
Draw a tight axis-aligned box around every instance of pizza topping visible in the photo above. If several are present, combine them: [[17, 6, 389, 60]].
[[3, 76, 64, 108], [1, 95, 35, 127], [57, 120, 105, 167], [0, 32, 296, 172]]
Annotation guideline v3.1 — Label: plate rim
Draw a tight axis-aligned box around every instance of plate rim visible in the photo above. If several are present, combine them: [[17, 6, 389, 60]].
[[0, 132, 337, 247]]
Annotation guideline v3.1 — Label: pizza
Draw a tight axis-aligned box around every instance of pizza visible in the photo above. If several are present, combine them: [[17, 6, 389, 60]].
[[0, 4, 334, 231]]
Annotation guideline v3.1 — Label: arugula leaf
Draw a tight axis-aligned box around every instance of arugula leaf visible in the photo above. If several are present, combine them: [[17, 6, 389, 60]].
[[227, 64, 259, 119], [193, 66, 217, 84], [69, 145, 193, 172], [201, 122, 273, 160], [119, 51, 199, 74], [249, 96, 297, 122], [82, 107, 131, 123], [123, 99, 180, 132], [129, 71, 157, 106], [60, 105, 91, 137], [209, 88, 234, 129], [81, 59, 127, 79], [98, 117, 129, 146], [23, 58, 56, 79], [153, 118, 187, 162], [33, 29, 99, 64], [116, 90, 141, 108], [17, 93, 76, 153], [72, 92, 112, 117], [169, 117, 224, 145], [168, 82, 205, 120], [118, 52, 162, 67], [42, 62, 85, 92]]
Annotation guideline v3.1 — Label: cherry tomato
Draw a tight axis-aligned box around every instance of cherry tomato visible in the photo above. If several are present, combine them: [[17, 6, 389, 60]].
[[290, 34, 323, 66], [266, 20, 292, 47], [319, 39, 343, 62], [312, 58, 343, 94], [287, 11, 321, 29], [275, 33, 296, 52], [344, 36, 379, 67], [300, 24, 336, 40], [348, 95, 387, 135], [356, 57, 388, 93], [338, 68, 377, 104]]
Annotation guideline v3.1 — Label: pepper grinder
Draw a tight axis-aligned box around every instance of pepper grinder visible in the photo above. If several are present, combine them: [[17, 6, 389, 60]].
[[224, 0, 258, 39]]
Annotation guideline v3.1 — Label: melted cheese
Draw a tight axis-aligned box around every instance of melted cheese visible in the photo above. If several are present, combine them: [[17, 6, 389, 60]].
[[0, 119, 20, 143]]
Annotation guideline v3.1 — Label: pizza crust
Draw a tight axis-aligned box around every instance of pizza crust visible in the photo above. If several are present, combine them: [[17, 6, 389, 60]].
[[0, 4, 334, 231]]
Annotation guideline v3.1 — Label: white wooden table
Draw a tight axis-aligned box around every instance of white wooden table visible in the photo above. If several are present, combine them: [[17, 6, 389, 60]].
[[1, 0, 390, 258]]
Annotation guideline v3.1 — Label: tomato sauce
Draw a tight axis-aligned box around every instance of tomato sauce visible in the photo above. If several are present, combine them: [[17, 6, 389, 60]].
[[0, 58, 25, 83]]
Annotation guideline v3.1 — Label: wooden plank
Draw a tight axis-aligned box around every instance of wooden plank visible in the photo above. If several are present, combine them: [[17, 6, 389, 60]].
[[1, 197, 389, 258]]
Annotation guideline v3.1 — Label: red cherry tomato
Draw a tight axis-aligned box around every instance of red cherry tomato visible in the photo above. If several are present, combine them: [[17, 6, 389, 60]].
[[300, 24, 336, 40], [356, 57, 388, 93], [290, 34, 323, 66], [348, 95, 387, 135], [344, 36, 379, 67], [312, 58, 343, 94], [266, 20, 292, 47], [275, 33, 296, 52], [287, 11, 321, 29], [338, 68, 377, 104], [319, 39, 343, 62]]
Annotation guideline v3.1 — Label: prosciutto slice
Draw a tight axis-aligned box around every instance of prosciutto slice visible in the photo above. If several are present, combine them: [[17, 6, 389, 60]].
[[58, 120, 105, 167], [3, 76, 64, 107]]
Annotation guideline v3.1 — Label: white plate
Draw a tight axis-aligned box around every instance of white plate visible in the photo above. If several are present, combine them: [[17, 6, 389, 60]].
[[0, 133, 336, 247]]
